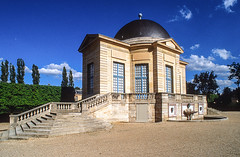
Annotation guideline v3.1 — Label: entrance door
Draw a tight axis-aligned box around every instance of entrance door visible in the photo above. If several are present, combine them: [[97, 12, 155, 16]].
[[135, 64, 149, 93], [136, 104, 148, 122]]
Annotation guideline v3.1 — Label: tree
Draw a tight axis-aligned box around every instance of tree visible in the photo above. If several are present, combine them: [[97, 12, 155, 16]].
[[17, 58, 25, 84], [10, 63, 16, 83], [68, 70, 74, 87], [228, 62, 240, 88], [0, 60, 9, 82], [186, 81, 199, 94], [193, 71, 219, 98], [32, 64, 40, 85], [61, 66, 68, 87]]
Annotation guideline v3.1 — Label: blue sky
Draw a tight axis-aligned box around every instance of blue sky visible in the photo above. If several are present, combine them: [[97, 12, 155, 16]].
[[0, 0, 239, 91]]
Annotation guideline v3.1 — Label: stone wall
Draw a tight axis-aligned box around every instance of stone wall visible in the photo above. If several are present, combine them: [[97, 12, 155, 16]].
[[88, 93, 207, 123]]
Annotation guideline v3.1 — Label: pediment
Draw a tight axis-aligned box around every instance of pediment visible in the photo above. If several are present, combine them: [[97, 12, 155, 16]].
[[157, 38, 184, 53], [78, 34, 99, 52]]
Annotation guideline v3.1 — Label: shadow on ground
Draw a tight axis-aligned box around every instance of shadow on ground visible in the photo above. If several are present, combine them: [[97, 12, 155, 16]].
[[0, 113, 10, 123], [209, 103, 240, 111]]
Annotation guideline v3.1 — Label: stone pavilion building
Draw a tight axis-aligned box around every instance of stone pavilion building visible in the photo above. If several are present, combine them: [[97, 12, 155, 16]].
[[78, 15, 207, 122]]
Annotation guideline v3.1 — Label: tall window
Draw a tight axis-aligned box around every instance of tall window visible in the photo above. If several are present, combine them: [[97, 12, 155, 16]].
[[166, 65, 173, 93], [87, 63, 94, 94], [135, 64, 149, 93], [113, 62, 124, 93]]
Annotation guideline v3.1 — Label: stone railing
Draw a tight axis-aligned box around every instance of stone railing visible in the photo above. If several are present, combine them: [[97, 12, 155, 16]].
[[158, 92, 207, 104], [10, 103, 52, 128], [81, 93, 111, 113], [9, 101, 82, 130], [111, 93, 156, 103]]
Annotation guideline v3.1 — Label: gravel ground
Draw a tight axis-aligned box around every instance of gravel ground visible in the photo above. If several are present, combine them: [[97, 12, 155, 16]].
[[0, 112, 240, 157]]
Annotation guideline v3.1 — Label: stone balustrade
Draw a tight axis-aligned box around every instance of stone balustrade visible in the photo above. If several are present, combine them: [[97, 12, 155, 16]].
[[10, 103, 51, 127], [9, 92, 208, 129]]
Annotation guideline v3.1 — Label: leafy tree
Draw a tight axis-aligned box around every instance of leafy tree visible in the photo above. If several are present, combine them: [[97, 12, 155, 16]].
[[17, 58, 25, 84], [1, 60, 9, 82], [32, 64, 40, 85], [68, 70, 74, 87], [228, 62, 240, 88], [222, 87, 232, 104], [193, 71, 219, 99], [10, 63, 16, 83], [61, 66, 68, 87], [75, 87, 80, 90], [186, 81, 199, 94]]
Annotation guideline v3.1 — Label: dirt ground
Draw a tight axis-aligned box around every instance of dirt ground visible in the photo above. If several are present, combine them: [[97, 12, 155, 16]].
[[0, 112, 240, 157]]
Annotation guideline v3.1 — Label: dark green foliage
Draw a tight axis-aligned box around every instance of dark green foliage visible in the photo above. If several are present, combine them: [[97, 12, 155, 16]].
[[32, 64, 40, 85], [68, 70, 74, 87], [228, 62, 240, 88], [61, 66, 68, 87], [17, 58, 25, 84], [233, 87, 240, 102], [10, 64, 16, 83], [193, 71, 219, 97], [207, 94, 219, 103], [75, 87, 80, 90], [0, 82, 61, 114], [186, 81, 199, 94], [1, 60, 9, 82]]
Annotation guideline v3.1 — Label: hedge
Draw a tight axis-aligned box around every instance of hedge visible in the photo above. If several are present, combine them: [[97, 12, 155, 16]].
[[0, 82, 61, 114]]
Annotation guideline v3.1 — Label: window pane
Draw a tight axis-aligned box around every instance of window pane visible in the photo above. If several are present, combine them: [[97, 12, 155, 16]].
[[135, 64, 148, 93], [166, 66, 173, 93], [113, 62, 124, 93]]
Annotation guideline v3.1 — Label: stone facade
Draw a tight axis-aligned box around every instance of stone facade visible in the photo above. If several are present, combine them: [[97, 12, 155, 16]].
[[78, 19, 207, 122], [79, 35, 187, 98]]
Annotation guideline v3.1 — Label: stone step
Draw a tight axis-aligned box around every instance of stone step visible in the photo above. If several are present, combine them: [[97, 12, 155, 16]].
[[0, 130, 9, 141], [24, 129, 51, 134], [17, 132, 49, 138], [8, 136, 29, 140], [31, 126, 52, 130], [36, 122, 54, 126]]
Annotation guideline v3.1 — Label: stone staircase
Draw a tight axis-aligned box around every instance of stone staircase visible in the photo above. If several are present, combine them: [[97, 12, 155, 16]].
[[0, 93, 113, 141], [0, 113, 112, 141]]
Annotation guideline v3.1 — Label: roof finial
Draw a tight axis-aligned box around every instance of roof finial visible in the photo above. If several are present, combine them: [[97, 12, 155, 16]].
[[138, 13, 142, 20]]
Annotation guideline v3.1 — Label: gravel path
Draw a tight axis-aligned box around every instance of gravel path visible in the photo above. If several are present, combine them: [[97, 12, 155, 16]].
[[0, 112, 240, 157]]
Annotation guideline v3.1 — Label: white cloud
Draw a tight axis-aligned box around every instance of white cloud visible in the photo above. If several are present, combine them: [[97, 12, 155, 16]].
[[39, 68, 62, 75], [0, 58, 3, 61], [168, 16, 179, 23], [25, 66, 32, 73], [190, 44, 200, 50], [182, 54, 235, 90], [180, 5, 192, 20], [39, 62, 82, 80], [217, 0, 238, 13], [168, 5, 192, 22], [182, 54, 229, 74], [216, 79, 233, 87], [212, 48, 236, 60]]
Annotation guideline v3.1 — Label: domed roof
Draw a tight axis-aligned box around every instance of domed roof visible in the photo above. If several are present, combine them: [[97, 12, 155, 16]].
[[114, 19, 170, 41]]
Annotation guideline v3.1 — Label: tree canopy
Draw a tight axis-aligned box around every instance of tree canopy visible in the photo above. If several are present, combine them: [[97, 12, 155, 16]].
[[193, 71, 219, 96], [10, 64, 16, 83], [228, 62, 240, 88], [32, 64, 40, 85], [17, 58, 25, 84], [1, 60, 9, 82], [68, 70, 74, 87], [61, 66, 68, 87]]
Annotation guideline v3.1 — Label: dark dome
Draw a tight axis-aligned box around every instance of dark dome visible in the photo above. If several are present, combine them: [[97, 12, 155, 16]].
[[114, 19, 170, 41]]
